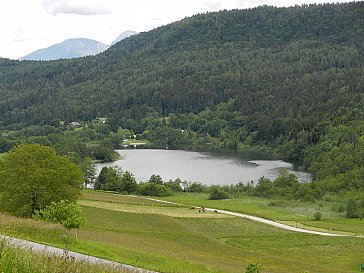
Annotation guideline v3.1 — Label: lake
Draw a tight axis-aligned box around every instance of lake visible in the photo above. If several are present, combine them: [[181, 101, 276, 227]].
[[96, 149, 310, 185]]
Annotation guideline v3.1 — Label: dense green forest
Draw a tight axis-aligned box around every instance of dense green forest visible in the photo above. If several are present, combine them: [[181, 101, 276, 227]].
[[0, 2, 363, 198]]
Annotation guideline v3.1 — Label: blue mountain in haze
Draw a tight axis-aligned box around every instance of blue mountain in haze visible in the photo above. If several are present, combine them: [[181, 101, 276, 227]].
[[20, 31, 138, 61], [20, 38, 108, 61]]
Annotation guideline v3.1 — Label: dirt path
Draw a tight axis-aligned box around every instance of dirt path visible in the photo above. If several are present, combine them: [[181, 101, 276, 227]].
[[0, 234, 157, 273], [204, 208, 361, 237]]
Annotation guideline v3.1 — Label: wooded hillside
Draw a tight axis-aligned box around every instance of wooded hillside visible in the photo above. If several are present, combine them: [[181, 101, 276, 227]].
[[0, 3, 363, 187]]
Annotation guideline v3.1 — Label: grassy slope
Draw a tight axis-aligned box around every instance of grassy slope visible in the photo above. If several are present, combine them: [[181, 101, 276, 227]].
[[0, 239, 134, 273], [0, 190, 362, 273]]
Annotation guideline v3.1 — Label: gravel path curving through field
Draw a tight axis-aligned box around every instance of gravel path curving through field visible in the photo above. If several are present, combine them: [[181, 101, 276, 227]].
[[138, 196, 364, 238], [203, 208, 364, 237], [0, 234, 157, 273]]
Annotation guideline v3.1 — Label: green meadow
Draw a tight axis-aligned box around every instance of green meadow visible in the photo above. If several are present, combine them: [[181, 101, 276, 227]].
[[161, 193, 364, 235], [0, 190, 363, 273]]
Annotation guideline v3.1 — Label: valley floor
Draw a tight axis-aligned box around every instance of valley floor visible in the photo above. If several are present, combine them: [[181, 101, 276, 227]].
[[0, 190, 363, 273]]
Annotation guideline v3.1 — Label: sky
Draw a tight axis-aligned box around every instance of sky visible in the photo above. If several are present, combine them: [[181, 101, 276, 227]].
[[0, 0, 355, 59]]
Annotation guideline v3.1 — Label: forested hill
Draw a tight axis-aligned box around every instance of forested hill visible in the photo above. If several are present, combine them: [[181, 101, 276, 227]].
[[0, 2, 363, 125], [0, 3, 364, 163]]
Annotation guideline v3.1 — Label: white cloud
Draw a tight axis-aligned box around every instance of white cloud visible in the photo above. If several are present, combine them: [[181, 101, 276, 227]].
[[12, 24, 27, 42], [235, 0, 268, 9], [203, 0, 223, 10], [42, 0, 114, 16]]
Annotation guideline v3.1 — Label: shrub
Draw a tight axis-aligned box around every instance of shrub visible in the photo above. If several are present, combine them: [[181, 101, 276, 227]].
[[346, 198, 359, 218], [137, 183, 173, 197], [208, 187, 229, 200], [165, 179, 183, 192], [245, 261, 262, 273], [293, 184, 315, 202], [313, 211, 322, 221], [332, 203, 346, 213], [322, 194, 334, 202], [268, 200, 289, 208], [34, 200, 86, 230], [185, 182, 205, 193]]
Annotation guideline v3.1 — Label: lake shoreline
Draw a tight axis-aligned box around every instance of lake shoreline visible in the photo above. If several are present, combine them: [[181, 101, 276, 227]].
[[96, 148, 311, 185]]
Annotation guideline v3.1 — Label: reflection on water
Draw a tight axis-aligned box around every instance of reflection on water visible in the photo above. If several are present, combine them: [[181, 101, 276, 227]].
[[96, 149, 311, 185]]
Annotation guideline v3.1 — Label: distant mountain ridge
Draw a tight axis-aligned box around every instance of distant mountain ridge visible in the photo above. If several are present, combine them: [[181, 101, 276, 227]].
[[111, 30, 139, 46], [20, 31, 138, 61], [19, 38, 108, 61]]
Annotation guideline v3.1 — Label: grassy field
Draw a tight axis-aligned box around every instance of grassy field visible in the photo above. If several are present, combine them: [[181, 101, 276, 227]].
[[0, 190, 363, 273], [160, 193, 364, 235], [80, 190, 230, 219]]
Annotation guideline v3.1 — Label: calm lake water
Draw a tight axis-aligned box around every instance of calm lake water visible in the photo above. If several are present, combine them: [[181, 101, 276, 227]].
[[96, 149, 310, 185]]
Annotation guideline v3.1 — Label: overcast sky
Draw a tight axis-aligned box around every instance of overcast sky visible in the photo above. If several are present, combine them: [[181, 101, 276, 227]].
[[0, 0, 354, 59]]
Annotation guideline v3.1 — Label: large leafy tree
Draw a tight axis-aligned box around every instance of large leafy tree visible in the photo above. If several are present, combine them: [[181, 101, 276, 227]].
[[0, 144, 83, 217]]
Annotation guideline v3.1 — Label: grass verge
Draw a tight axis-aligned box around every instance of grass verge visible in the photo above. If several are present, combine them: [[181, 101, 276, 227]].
[[0, 238, 138, 273]]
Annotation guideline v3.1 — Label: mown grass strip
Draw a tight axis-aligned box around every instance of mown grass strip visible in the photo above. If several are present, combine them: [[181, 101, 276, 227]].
[[80, 199, 231, 218]]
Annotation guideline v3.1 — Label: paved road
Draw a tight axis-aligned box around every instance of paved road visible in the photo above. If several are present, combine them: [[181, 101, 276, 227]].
[[1, 234, 157, 273], [139, 196, 364, 238]]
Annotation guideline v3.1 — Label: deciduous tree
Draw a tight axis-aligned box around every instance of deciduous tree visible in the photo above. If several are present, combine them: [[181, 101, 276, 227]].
[[0, 144, 83, 217]]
